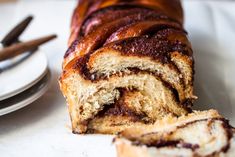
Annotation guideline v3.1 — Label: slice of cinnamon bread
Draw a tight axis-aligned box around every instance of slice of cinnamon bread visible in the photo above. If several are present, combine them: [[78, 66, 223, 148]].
[[115, 110, 235, 157]]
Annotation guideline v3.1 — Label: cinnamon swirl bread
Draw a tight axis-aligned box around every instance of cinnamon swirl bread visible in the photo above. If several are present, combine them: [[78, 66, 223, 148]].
[[115, 110, 235, 157], [59, 0, 196, 134]]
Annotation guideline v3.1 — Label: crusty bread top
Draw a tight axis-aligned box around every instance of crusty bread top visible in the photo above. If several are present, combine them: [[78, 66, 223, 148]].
[[69, 0, 183, 45]]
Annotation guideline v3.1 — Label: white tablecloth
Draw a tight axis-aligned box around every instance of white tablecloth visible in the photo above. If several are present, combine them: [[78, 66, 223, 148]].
[[0, 1, 235, 156]]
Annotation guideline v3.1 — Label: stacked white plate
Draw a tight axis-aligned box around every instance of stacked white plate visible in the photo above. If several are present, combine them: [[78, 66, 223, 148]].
[[0, 50, 51, 116]]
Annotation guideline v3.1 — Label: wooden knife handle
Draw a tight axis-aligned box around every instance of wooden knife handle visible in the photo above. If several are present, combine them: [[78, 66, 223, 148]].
[[0, 34, 57, 61]]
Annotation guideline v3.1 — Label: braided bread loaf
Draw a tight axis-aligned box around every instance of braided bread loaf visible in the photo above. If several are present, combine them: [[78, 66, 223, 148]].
[[59, 0, 196, 134]]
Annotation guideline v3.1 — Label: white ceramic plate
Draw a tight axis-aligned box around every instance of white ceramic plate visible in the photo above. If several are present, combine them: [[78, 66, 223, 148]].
[[0, 70, 51, 116], [0, 50, 48, 101]]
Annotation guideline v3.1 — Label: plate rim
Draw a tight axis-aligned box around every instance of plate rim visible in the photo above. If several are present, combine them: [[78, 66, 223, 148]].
[[0, 51, 48, 101], [0, 70, 51, 116]]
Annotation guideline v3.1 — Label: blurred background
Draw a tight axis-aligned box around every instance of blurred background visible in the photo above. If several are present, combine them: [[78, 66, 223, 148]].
[[0, 0, 235, 157]]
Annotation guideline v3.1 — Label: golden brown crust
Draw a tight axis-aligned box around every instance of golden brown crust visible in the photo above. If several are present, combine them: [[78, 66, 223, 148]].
[[105, 19, 182, 44], [69, 0, 183, 44], [80, 6, 160, 37]]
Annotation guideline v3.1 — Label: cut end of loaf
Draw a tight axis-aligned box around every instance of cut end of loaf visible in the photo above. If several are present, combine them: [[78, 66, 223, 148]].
[[60, 69, 190, 134], [60, 28, 196, 134]]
